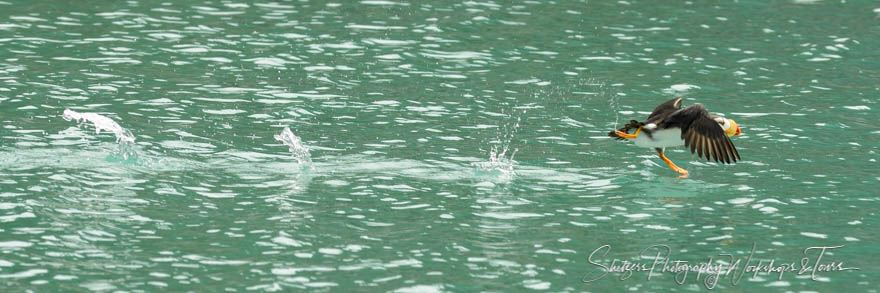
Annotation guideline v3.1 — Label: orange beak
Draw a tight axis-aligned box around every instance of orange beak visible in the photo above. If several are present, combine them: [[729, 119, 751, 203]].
[[726, 119, 742, 137]]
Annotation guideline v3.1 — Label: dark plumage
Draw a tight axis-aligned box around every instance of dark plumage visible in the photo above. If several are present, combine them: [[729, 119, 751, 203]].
[[609, 97, 743, 177]]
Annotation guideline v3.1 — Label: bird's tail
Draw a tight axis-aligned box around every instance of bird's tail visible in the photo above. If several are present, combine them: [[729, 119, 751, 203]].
[[608, 120, 644, 140]]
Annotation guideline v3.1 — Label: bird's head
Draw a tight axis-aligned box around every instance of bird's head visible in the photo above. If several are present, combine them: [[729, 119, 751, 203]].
[[714, 116, 742, 137]]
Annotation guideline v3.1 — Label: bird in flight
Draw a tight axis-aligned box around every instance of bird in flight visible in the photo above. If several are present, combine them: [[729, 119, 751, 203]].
[[608, 97, 743, 178]]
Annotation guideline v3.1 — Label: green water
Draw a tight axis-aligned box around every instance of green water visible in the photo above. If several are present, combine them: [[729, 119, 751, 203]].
[[1, 0, 878, 292]]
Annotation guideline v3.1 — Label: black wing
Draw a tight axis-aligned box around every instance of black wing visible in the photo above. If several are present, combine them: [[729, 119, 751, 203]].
[[609, 97, 682, 140], [664, 104, 741, 164], [647, 97, 683, 121]]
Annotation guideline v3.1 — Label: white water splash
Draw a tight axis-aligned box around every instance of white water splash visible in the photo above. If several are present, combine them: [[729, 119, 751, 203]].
[[474, 107, 521, 179], [274, 127, 311, 164], [62, 109, 135, 143], [475, 144, 517, 177]]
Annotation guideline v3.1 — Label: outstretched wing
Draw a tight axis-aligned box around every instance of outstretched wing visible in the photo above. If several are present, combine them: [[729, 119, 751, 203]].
[[647, 97, 683, 121], [666, 105, 741, 164]]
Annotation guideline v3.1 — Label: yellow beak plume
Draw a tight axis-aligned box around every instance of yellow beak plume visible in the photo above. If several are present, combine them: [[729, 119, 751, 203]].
[[726, 119, 742, 137]]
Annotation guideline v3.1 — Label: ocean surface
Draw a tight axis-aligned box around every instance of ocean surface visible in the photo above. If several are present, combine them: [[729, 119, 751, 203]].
[[1, 0, 878, 292]]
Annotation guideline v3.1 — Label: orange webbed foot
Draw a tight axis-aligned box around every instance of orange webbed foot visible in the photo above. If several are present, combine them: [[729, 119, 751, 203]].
[[674, 168, 689, 179], [658, 152, 688, 178], [615, 128, 641, 139]]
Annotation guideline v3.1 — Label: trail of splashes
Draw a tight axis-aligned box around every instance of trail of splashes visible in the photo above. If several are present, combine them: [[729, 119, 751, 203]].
[[62, 109, 138, 160], [576, 76, 616, 129], [62, 109, 135, 143], [474, 102, 527, 179], [475, 144, 517, 178], [581, 77, 617, 130], [274, 127, 311, 164], [611, 94, 620, 131]]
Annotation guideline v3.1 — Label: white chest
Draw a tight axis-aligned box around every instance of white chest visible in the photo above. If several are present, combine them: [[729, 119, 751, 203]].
[[633, 128, 685, 148]]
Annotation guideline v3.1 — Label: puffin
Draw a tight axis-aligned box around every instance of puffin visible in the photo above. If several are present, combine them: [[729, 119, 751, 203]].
[[608, 97, 742, 178]]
